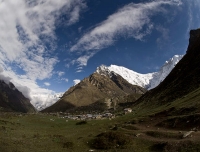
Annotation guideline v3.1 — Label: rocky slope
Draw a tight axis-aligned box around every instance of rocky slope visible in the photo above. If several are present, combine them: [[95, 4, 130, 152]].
[[42, 52, 183, 112], [0, 80, 36, 113], [37, 53, 182, 111], [42, 72, 146, 112]]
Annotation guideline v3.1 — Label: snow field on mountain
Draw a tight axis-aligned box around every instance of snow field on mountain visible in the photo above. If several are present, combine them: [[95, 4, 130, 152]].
[[97, 55, 183, 90]]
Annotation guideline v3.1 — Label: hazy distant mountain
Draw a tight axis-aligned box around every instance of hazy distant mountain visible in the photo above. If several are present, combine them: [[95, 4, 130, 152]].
[[97, 55, 183, 90], [0, 80, 36, 113], [31, 93, 64, 111]]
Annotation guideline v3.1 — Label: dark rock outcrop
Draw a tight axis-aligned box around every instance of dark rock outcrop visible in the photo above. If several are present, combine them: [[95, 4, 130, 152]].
[[133, 28, 200, 113]]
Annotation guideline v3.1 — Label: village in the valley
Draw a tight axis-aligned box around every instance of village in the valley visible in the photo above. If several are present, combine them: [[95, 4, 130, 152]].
[[47, 108, 133, 121]]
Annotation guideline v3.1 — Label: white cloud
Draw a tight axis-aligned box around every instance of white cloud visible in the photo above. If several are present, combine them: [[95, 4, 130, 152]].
[[44, 82, 51, 86], [76, 51, 97, 67], [73, 79, 81, 86], [15, 84, 31, 99], [0, 66, 3, 73], [156, 26, 169, 47], [0, 66, 54, 99], [78, 26, 83, 33], [57, 71, 65, 77], [0, 0, 86, 110], [0, 66, 65, 110], [0, 66, 12, 84], [68, 51, 97, 72], [0, 0, 86, 81], [67, 2, 86, 25], [76, 70, 83, 73], [186, 0, 200, 35], [70, 0, 182, 68], [76, 54, 92, 67], [56, 71, 69, 83], [61, 78, 69, 82], [75, 66, 84, 73], [0, 74, 12, 84]]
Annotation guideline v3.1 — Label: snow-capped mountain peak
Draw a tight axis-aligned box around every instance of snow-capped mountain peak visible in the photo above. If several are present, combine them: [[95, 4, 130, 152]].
[[96, 64, 154, 88], [34, 55, 183, 111], [148, 55, 184, 89], [96, 65, 118, 78], [96, 55, 184, 90], [96, 65, 111, 75]]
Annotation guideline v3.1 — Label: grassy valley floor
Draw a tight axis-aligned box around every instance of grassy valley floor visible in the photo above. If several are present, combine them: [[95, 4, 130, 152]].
[[1, 87, 200, 151], [1, 110, 200, 152]]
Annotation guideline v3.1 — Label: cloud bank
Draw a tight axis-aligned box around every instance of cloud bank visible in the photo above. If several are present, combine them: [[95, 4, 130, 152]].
[[0, 0, 86, 110], [0, 66, 63, 109], [44, 82, 51, 86], [0, 0, 86, 80], [70, 0, 182, 68]]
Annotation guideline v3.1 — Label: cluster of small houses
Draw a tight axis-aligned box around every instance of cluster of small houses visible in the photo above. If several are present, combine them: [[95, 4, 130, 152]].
[[54, 108, 133, 121], [66, 113, 114, 120]]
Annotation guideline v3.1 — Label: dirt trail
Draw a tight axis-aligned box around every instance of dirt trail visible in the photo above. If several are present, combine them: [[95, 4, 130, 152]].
[[122, 115, 200, 143]]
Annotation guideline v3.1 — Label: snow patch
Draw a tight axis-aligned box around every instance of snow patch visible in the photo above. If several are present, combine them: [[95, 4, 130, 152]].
[[73, 79, 81, 86]]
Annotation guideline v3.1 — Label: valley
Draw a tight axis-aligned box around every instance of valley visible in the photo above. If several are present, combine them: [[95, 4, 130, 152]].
[[0, 28, 200, 152], [1, 0, 200, 151], [1, 101, 200, 152]]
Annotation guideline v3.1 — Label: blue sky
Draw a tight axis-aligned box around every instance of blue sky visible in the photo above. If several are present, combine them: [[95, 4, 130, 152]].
[[0, 0, 200, 107]]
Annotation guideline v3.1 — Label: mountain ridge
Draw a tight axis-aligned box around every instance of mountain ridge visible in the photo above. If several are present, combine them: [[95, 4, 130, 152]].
[[42, 71, 146, 112], [41, 54, 183, 111], [96, 54, 183, 90]]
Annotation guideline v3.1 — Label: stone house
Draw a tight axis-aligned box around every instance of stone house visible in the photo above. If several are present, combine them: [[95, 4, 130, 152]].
[[124, 108, 132, 114]]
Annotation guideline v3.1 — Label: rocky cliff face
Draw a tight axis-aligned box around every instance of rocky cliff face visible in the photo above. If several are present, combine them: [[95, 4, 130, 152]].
[[187, 28, 200, 51], [133, 28, 200, 112], [43, 72, 146, 112], [0, 80, 36, 113]]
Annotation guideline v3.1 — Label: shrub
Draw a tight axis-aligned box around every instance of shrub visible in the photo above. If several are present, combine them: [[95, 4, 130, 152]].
[[76, 121, 87, 125], [122, 124, 139, 130], [146, 131, 182, 139], [63, 141, 74, 148], [150, 142, 167, 152], [90, 131, 131, 149], [164, 141, 200, 152], [131, 119, 139, 124]]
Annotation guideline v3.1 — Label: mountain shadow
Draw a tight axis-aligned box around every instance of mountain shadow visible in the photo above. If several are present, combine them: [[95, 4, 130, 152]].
[[0, 80, 36, 113]]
